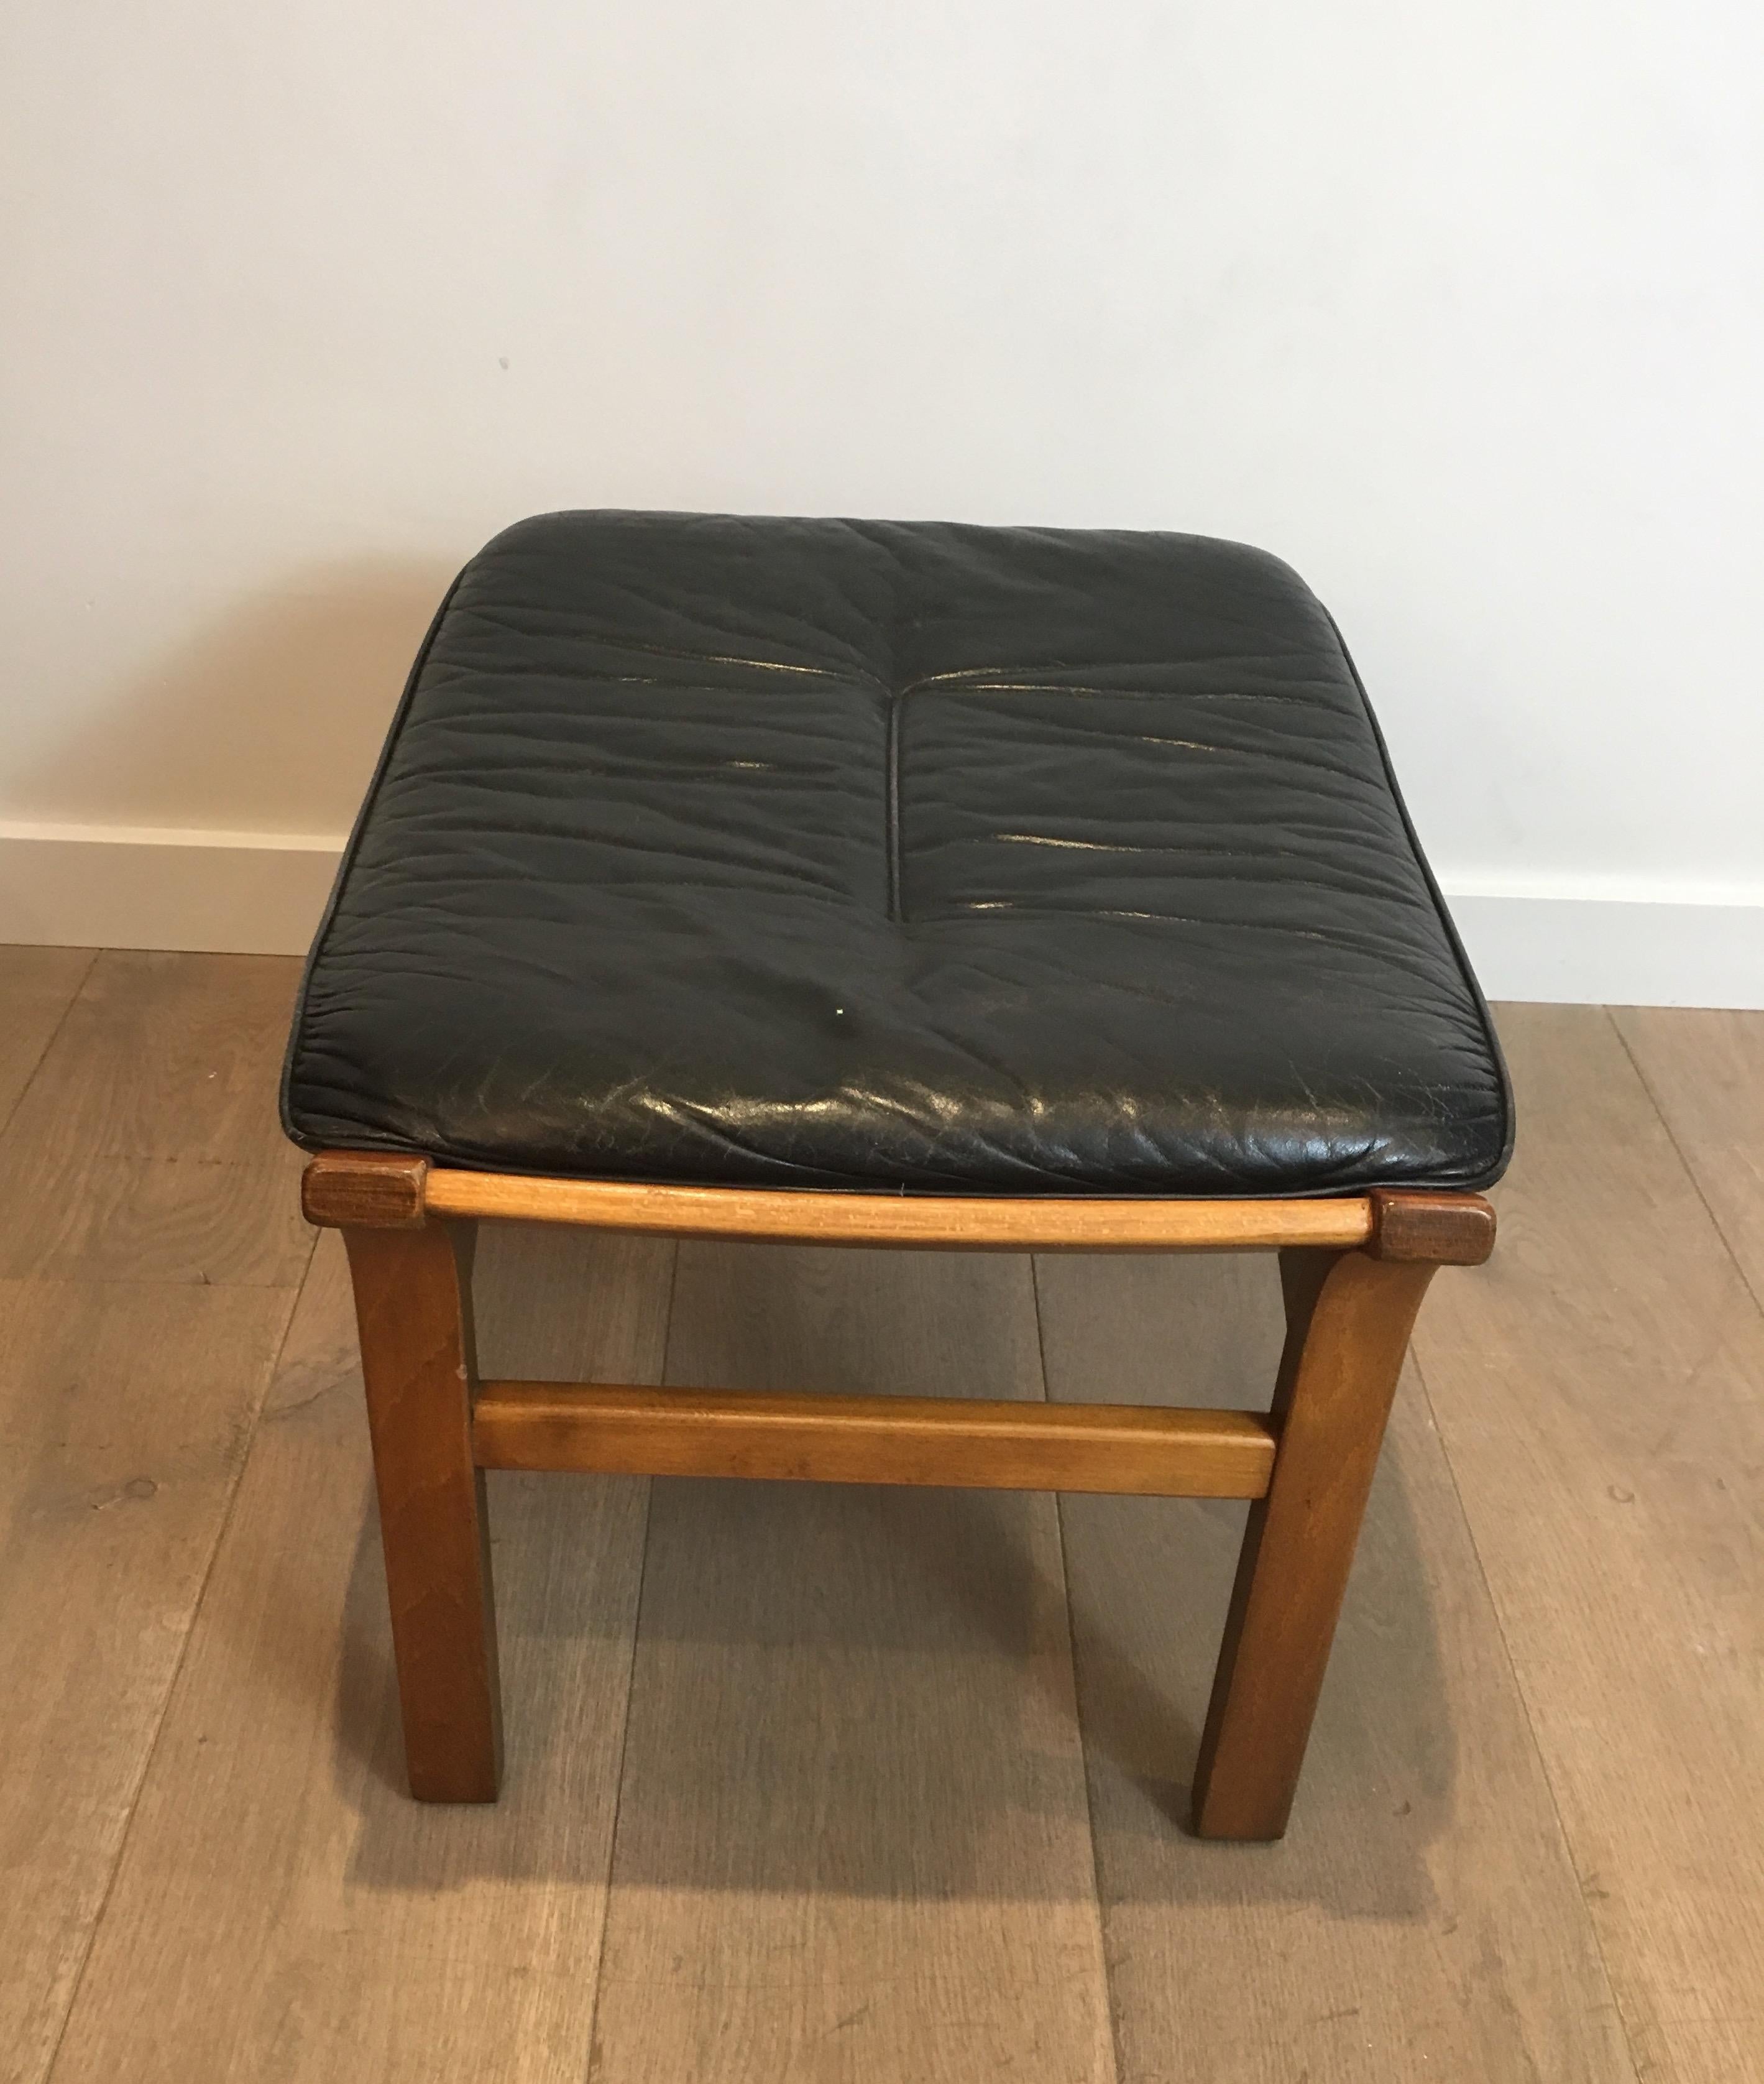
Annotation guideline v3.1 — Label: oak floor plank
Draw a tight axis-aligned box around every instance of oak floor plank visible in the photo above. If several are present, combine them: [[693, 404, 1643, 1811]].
[[1413, 1005, 1764, 2083], [587, 1242, 1117, 2084], [0, 945, 94, 1131], [0, 951, 311, 1288], [1614, 1007, 1764, 1307], [1036, 1251, 1634, 2083], [47, 1224, 674, 2084], [0, 1276, 297, 2084]]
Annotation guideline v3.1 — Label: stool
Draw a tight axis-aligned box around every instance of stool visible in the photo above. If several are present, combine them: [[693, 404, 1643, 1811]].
[[283, 511, 1510, 1841]]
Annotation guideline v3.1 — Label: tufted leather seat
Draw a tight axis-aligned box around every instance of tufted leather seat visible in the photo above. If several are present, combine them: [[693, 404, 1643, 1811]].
[[281, 510, 1512, 1199]]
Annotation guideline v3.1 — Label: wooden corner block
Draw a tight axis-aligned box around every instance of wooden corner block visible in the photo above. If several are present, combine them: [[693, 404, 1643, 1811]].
[[301, 1150, 431, 1230], [1366, 1187, 1496, 1266]]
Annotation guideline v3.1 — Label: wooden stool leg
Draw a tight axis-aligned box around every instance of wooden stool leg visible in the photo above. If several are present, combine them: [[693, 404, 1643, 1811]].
[[342, 1217, 503, 1802], [1190, 1245, 1438, 1840]]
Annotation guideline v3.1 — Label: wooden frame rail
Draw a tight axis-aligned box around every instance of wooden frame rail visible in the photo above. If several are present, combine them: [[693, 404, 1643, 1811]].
[[423, 1175, 1371, 1250], [472, 1382, 1278, 1496], [303, 1152, 1495, 1263]]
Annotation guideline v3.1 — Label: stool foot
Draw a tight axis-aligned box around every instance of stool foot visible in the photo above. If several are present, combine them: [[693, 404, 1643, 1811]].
[[1190, 1247, 1437, 1840], [343, 1219, 503, 1802]]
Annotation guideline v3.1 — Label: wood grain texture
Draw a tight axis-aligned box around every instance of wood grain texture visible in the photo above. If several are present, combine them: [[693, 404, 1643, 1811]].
[[474, 1379, 1276, 1496], [0, 945, 94, 1132], [0, 1276, 296, 2084], [586, 1241, 1116, 2083], [1413, 1005, 1764, 2083], [1191, 1249, 1436, 1838], [424, 1165, 1374, 1252], [48, 1223, 674, 2084], [1036, 1250, 1635, 2082], [1614, 1006, 1764, 1307], [1367, 1187, 1495, 1265], [303, 1151, 429, 1229], [345, 1220, 500, 1800], [0, 951, 311, 1286]]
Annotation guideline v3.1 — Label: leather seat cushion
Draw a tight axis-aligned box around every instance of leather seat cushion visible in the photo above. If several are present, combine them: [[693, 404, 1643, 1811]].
[[281, 511, 1512, 1197]]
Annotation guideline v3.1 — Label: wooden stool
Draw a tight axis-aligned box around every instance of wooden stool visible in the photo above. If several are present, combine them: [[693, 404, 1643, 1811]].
[[284, 512, 1511, 1840]]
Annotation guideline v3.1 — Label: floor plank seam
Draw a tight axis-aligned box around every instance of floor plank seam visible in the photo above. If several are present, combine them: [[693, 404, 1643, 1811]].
[[1055, 1489, 1130, 2084], [1027, 1254, 1054, 1411], [1607, 1007, 1764, 1322], [577, 1475, 656, 2084], [0, 1263, 320, 1297], [1405, 1341, 1644, 2084], [577, 1238, 678, 2084], [0, 947, 97, 1148], [36, 1272, 307, 2084], [1033, 1254, 1128, 2084]]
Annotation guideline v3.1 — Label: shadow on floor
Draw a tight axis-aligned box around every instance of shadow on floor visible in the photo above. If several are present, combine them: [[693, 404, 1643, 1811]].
[[332, 1237, 1454, 1920]]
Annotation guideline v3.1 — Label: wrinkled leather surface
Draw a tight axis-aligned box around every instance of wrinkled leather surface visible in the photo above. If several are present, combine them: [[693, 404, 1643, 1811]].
[[282, 511, 1512, 1196]]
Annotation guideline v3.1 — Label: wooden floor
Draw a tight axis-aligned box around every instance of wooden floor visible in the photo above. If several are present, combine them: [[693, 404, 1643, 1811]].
[[2, 951, 1760, 2083]]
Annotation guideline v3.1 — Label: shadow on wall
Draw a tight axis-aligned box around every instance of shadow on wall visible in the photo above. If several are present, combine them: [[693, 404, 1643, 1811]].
[[21, 558, 461, 836]]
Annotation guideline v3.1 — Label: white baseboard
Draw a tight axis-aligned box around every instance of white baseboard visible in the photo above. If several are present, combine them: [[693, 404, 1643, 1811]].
[[0, 823, 345, 959], [1, 823, 1760, 1007], [1441, 889, 1764, 1009]]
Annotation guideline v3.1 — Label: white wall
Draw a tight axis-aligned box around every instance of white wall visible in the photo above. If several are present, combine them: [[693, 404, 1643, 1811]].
[[3, 1, 1761, 999]]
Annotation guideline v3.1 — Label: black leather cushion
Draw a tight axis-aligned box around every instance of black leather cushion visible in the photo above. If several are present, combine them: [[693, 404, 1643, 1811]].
[[282, 511, 1512, 1197]]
